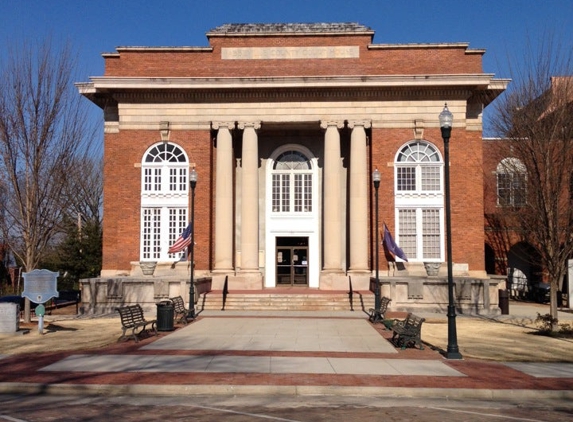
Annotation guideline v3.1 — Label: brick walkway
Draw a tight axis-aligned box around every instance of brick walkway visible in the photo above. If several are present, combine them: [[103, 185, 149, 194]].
[[1, 313, 573, 399]]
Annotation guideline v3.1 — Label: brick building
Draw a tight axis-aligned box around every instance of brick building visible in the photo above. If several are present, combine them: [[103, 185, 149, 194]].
[[78, 23, 507, 295]]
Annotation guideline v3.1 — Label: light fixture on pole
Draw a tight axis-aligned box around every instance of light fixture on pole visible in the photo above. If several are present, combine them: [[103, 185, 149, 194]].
[[439, 103, 462, 360], [372, 168, 381, 321], [188, 167, 198, 320]]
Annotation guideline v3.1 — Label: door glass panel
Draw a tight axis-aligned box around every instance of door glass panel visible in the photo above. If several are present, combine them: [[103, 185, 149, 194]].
[[293, 248, 308, 285], [276, 248, 292, 285]]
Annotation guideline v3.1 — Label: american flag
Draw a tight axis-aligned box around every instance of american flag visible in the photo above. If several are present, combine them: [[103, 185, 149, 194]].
[[168, 223, 192, 254]]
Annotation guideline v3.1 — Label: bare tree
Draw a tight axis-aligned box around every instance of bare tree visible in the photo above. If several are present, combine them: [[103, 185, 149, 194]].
[[0, 38, 98, 319], [489, 35, 573, 330]]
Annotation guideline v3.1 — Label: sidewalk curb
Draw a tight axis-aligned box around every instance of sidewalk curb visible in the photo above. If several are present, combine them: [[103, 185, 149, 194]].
[[2, 382, 573, 401]]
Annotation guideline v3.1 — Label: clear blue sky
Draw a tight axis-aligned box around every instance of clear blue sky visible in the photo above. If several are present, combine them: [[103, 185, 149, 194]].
[[2, 0, 572, 135]]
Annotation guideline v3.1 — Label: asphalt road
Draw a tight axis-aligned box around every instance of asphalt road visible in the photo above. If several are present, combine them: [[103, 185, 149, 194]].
[[1, 394, 572, 422]]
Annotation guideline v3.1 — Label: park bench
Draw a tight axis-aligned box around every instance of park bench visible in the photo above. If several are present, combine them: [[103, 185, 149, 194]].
[[169, 295, 193, 324], [390, 313, 425, 350], [368, 296, 392, 324], [116, 304, 157, 343]]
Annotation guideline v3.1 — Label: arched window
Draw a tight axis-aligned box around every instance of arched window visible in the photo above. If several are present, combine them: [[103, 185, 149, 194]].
[[396, 141, 441, 192], [496, 158, 526, 207], [271, 150, 313, 213], [140, 142, 189, 261], [394, 141, 443, 262]]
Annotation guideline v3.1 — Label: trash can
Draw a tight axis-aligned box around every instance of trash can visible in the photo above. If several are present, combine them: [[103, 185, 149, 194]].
[[498, 289, 509, 315], [156, 300, 174, 331]]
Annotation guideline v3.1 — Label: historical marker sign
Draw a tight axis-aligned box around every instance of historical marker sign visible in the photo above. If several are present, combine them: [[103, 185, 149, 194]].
[[22, 269, 59, 304]]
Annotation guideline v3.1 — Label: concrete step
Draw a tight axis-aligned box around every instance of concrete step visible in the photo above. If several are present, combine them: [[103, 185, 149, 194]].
[[196, 291, 375, 311]]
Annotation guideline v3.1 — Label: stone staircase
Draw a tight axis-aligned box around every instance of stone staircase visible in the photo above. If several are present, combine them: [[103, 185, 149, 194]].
[[195, 289, 376, 312]]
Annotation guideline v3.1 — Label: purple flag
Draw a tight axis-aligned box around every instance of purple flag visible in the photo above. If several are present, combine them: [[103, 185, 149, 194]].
[[382, 223, 408, 262]]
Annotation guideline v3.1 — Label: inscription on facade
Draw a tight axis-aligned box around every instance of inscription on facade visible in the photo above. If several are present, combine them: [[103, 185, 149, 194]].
[[222, 46, 359, 60]]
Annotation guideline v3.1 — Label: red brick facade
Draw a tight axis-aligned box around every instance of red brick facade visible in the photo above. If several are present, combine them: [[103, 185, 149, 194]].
[[81, 23, 506, 287]]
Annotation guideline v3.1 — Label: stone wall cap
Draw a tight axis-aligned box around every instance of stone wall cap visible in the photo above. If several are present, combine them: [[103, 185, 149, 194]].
[[207, 22, 374, 37]]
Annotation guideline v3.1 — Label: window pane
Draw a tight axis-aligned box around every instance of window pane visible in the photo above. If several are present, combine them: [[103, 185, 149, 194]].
[[153, 168, 161, 191], [422, 209, 441, 259], [293, 174, 312, 212], [168, 208, 188, 258], [303, 174, 312, 212], [398, 209, 417, 258], [397, 167, 416, 191], [512, 173, 526, 206], [272, 174, 290, 212], [421, 166, 440, 191], [144, 168, 152, 191], [294, 174, 302, 212], [281, 174, 290, 212], [142, 208, 161, 260], [497, 173, 511, 206]]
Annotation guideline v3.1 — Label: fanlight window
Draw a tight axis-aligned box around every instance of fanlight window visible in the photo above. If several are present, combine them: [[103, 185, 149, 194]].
[[396, 141, 442, 192]]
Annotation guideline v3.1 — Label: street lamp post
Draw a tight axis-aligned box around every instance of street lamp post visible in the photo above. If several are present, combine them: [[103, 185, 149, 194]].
[[439, 103, 462, 360], [188, 167, 198, 320], [372, 168, 381, 320]]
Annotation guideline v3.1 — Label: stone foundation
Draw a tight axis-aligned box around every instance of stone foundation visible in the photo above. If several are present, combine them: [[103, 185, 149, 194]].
[[80, 275, 502, 316]]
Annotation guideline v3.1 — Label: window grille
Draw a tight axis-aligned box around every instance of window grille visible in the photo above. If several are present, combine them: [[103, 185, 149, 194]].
[[422, 209, 441, 259], [141, 208, 161, 260]]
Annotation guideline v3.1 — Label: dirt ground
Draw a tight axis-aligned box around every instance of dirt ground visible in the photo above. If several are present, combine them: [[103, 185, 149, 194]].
[[1, 304, 573, 362]]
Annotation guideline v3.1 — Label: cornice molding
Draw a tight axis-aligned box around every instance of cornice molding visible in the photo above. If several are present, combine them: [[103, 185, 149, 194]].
[[90, 74, 496, 90], [111, 87, 474, 103]]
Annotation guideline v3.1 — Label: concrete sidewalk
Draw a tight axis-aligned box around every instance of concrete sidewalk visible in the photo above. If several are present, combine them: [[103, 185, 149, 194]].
[[1, 304, 573, 399]]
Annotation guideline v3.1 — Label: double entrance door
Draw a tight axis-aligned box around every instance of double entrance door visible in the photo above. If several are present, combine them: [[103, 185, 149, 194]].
[[276, 237, 308, 286]]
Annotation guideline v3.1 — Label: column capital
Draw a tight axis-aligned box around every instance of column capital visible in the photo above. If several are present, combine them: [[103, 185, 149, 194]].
[[212, 121, 235, 130], [237, 121, 261, 130], [320, 120, 345, 130], [347, 120, 372, 130]]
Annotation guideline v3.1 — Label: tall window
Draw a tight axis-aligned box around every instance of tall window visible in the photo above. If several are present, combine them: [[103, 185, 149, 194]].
[[272, 150, 312, 213], [395, 141, 443, 261], [496, 158, 526, 207], [141, 142, 189, 261]]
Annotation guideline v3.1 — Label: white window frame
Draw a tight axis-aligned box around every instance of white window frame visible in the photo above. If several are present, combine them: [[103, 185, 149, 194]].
[[271, 149, 313, 214], [394, 140, 444, 262], [140, 142, 189, 261], [496, 158, 527, 207]]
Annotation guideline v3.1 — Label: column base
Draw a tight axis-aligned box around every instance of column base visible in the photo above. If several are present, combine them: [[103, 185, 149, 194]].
[[231, 271, 263, 290], [346, 270, 371, 291], [319, 271, 349, 290]]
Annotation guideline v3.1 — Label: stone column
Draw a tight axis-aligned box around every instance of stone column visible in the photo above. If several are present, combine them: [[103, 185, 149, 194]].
[[213, 122, 234, 272], [238, 122, 261, 271], [320, 121, 344, 271], [348, 120, 371, 272]]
